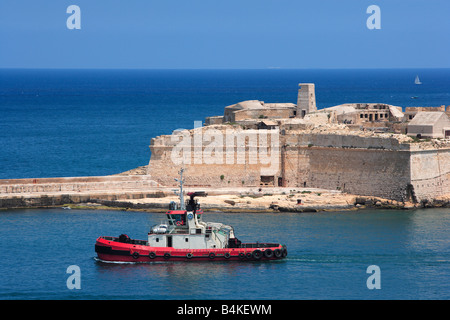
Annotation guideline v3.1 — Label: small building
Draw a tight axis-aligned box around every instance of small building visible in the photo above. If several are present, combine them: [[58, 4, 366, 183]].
[[407, 112, 450, 139], [257, 120, 278, 130], [222, 100, 296, 123], [404, 106, 446, 121], [205, 115, 224, 125], [318, 103, 404, 126]]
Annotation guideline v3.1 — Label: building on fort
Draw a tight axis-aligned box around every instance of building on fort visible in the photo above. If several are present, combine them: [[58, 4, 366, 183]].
[[205, 83, 450, 134], [407, 112, 450, 139], [404, 105, 447, 121]]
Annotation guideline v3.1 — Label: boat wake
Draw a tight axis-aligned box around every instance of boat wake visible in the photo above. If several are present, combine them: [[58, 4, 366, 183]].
[[93, 257, 139, 264]]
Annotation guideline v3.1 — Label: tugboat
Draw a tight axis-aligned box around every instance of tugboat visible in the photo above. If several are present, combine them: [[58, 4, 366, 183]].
[[95, 169, 287, 262]]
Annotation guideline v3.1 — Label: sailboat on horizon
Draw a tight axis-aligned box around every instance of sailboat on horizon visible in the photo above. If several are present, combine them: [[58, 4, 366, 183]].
[[415, 75, 422, 85]]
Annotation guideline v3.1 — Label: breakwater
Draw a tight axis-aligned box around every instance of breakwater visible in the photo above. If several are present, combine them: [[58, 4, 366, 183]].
[[0, 175, 162, 209]]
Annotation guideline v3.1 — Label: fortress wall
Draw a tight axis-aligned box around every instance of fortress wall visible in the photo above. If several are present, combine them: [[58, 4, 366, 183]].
[[147, 129, 448, 202], [0, 175, 159, 195], [148, 143, 280, 188], [304, 148, 411, 201], [147, 147, 266, 188], [282, 132, 413, 200], [290, 132, 409, 150], [281, 146, 310, 187], [410, 147, 450, 201], [148, 128, 281, 187]]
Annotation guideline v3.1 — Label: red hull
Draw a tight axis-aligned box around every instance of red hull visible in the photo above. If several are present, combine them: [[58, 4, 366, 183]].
[[95, 236, 287, 262]]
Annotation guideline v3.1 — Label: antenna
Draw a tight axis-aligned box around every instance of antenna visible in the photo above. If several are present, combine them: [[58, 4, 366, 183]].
[[174, 168, 185, 210]]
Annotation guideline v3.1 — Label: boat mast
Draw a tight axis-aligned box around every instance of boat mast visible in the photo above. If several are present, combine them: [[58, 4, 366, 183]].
[[175, 168, 185, 210]]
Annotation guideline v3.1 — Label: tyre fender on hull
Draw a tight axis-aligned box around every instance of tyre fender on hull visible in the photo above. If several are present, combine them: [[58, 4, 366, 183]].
[[164, 253, 171, 259], [132, 252, 140, 259], [252, 250, 262, 260], [274, 249, 282, 258], [148, 252, 156, 259], [264, 249, 274, 258]]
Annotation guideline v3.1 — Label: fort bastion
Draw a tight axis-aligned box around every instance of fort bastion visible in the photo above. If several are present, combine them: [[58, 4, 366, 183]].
[[147, 83, 450, 203]]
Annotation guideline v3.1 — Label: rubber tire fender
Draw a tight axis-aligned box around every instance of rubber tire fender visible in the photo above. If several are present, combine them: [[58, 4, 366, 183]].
[[164, 253, 171, 259], [148, 252, 156, 259], [252, 250, 262, 260], [264, 249, 274, 258], [132, 252, 140, 259], [274, 249, 282, 258]]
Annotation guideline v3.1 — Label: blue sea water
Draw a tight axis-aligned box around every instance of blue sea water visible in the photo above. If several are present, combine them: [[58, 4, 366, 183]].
[[0, 69, 449, 300], [0, 208, 448, 300]]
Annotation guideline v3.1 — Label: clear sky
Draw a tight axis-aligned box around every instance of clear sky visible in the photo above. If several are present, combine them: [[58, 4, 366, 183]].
[[0, 0, 449, 69]]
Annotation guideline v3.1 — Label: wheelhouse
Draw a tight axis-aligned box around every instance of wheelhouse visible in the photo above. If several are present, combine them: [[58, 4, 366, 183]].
[[166, 210, 187, 226]]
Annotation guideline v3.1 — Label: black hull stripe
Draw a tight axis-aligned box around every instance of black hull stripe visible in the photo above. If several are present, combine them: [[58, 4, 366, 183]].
[[95, 245, 130, 256]]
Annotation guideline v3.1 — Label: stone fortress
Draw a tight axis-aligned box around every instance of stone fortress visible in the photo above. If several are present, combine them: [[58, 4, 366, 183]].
[[1, 82, 449, 210], [148, 83, 450, 204]]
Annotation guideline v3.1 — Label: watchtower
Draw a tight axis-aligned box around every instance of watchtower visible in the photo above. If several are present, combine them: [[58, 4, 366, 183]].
[[296, 83, 317, 118]]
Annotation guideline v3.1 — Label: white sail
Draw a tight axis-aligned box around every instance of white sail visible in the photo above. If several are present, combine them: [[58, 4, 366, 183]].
[[415, 75, 422, 85]]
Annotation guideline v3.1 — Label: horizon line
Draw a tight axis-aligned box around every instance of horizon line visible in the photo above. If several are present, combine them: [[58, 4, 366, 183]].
[[1, 67, 450, 71]]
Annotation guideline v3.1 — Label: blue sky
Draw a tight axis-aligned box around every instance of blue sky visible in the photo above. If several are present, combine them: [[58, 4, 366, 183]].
[[0, 0, 449, 69]]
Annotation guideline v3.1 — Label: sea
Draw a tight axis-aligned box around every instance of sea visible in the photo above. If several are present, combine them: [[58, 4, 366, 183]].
[[0, 68, 449, 301]]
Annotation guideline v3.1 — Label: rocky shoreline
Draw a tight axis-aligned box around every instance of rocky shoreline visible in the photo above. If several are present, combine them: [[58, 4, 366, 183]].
[[3, 190, 445, 213]]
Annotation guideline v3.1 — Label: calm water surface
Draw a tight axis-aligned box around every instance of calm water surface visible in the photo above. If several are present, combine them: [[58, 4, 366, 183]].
[[0, 208, 448, 300]]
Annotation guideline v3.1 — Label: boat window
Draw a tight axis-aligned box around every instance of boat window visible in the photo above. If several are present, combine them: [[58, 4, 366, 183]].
[[167, 213, 186, 226], [172, 214, 186, 225], [167, 214, 174, 225]]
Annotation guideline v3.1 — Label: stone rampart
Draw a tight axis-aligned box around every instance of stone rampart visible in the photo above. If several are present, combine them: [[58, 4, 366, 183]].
[[0, 175, 159, 195], [147, 126, 449, 202], [410, 146, 450, 201]]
